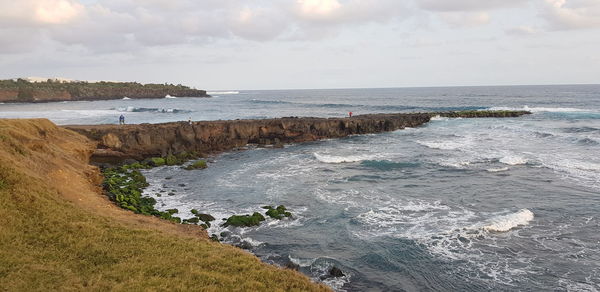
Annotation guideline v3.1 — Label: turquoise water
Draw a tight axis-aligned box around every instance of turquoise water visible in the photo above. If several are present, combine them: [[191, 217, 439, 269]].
[[2, 85, 600, 291]]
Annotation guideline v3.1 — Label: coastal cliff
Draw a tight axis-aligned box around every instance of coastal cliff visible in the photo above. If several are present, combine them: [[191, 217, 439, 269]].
[[66, 111, 530, 163], [0, 79, 209, 103], [0, 119, 328, 291]]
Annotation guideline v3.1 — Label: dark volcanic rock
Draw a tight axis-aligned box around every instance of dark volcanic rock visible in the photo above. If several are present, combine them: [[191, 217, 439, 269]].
[[64, 111, 530, 163]]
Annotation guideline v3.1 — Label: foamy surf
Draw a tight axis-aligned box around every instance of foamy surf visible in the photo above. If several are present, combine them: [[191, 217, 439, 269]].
[[165, 94, 176, 99], [486, 167, 509, 172], [207, 91, 239, 95], [499, 155, 528, 165], [482, 209, 534, 232], [416, 140, 466, 150], [314, 153, 371, 164]]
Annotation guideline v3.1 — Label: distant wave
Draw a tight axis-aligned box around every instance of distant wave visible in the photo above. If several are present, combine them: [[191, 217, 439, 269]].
[[482, 209, 534, 232], [486, 167, 509, 173], [314, 153, 372, 164], [164, 95, 176, 99], [416, 140, 467, 150], [499, 155, 528, 165], [249, 99, 296, 105], [115, 106, 191, 113], [122, 97, 131, 100], [207, 91, 239, 95]]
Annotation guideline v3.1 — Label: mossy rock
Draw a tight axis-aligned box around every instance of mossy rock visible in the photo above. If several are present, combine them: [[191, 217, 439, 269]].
[[196, 213, 215, 222], [165, 154, 184, 166], [190, 209, 199, 215], [222, 212, 266, 228], [264, 205, 293, 220], [148, 157, 165, 167], [210, 234, 220, 242], [184, 160, 207, 170], [166, 208, 179, 215], [183, 217, 200, 224], [168, 192, 176, 196]]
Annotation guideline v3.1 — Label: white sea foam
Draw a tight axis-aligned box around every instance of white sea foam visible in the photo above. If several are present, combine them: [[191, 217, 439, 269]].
[[486, 167, 509, 172], [165, 94, 176, 99], [289, 256, 317, 267], [499, 155, 528, 165], [313, 153, 371, 164], [416, 140, 466, 150], [430, 115, 449, 121], [122, 96, 131, 100], [207, 91, 239, 95], [481, 209, 534, 232]]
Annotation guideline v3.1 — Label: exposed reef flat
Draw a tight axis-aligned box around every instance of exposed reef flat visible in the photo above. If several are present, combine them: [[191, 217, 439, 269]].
[[65, 110, 530, 163]]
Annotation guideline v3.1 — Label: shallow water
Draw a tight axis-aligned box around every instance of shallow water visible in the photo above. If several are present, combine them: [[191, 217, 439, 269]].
[[2, 85, 600, 291]]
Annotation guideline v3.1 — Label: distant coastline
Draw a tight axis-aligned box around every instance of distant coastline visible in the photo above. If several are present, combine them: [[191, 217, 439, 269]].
[[0, 78, 209, 103]]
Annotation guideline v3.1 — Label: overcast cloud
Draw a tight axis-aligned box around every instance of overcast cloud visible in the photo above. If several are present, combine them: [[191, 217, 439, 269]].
[[0, 0, 599, 89]]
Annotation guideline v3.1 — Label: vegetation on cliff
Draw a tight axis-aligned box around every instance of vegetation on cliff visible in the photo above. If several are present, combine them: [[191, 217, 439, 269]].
[[0, 119, 328, 291], [0, 78, 208, 102]]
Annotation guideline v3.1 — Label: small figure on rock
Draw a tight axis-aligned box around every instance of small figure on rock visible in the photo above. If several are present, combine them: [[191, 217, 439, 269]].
[[349, 112, 353, 118], [119, 114, 125, 125], [188, 117, 192, 125]]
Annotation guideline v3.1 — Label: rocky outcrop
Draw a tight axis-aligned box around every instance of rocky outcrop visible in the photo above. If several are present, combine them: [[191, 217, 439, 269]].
[[0, 80, 209, 103], [65, 111, 530, 163]]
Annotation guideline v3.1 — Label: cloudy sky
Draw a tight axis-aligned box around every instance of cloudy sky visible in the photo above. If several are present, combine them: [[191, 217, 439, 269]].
[[0, 0, 599, 90]]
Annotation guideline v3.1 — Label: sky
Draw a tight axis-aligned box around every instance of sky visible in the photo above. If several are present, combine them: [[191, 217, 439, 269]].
[[0, 0, 599, 90]]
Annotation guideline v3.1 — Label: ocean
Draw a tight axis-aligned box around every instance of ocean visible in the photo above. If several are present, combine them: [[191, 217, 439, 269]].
[[2, 85, 599, 291]]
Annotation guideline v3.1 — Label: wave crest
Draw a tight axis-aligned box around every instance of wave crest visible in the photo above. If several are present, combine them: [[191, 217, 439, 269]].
[[482, 209, 534, 232], [314, 153, 371, 164]]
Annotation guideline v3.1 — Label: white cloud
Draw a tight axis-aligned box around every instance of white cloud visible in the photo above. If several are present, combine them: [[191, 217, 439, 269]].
[[542, 0, 600, 30], [506, 25, 541, 35], [416, 0, 529, 12], [439, 11, 490, 28]]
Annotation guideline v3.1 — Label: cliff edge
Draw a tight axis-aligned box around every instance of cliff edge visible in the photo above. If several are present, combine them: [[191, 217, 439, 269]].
[[0, 119, 328, 291]]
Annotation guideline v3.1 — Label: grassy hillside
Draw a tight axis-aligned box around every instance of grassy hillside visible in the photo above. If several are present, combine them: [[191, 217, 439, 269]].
[[0, 119, 328, 291]]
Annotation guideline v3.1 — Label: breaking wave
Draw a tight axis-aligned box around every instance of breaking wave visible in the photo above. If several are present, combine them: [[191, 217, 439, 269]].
[[207, 91, 240, 95], [115, 106, 191, 113], [499, 155, 528, 165], [314, 153, 372, 164], [481, 209, 534, 232]]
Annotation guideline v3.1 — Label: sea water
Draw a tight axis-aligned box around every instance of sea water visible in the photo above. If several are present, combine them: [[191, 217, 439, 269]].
[[2, 85, 599, 291]]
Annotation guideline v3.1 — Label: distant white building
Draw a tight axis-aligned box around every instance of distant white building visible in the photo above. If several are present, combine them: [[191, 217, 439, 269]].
[[19, 77, 124, 83]]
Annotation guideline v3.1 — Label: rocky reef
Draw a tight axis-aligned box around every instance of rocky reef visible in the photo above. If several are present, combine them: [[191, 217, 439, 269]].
[[65, 110, 530, 163]]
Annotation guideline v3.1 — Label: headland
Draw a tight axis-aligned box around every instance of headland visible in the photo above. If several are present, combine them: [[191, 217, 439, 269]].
[[0, 79, 209, 103]]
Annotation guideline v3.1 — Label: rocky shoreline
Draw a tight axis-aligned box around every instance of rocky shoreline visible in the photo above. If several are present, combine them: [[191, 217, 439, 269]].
[[65, 110, 531, 164]]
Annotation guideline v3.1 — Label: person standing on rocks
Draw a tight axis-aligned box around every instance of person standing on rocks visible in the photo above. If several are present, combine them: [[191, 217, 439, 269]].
[[119, 115, 125, 125]]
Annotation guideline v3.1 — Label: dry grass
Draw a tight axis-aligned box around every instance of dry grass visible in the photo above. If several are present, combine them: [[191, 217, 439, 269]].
[[0, 119, 329, 292]]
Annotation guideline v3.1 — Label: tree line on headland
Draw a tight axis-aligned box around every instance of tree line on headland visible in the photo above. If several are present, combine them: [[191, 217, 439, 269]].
[[0, 79, 209, 103]]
